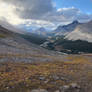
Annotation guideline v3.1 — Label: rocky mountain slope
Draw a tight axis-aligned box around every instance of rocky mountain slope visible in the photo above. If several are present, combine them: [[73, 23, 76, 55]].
[[0, 25, 66, 62], [41, 20, 92, 54], [52, 20, 80, 36], [65, 20, 92, 42], [21, 33, 47, 45]]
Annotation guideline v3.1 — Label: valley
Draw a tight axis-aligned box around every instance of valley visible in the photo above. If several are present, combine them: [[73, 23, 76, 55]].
[[0, 20, 92, 92], [41, 21, 92, 54]]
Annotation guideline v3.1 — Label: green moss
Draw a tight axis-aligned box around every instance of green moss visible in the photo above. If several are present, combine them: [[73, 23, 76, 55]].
[[0, 34, 6, 38]]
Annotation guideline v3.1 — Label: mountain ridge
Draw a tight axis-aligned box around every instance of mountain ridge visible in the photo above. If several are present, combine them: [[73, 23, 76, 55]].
[[65, 20, 92, 42], [52, 20, 80, 36]]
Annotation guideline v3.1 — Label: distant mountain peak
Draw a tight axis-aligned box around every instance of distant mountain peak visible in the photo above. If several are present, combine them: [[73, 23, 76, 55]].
[[72, 20, 79, 24], [38, 27, 46, 31], [53, 20, 80, 36], [29, 27, 48, 36]]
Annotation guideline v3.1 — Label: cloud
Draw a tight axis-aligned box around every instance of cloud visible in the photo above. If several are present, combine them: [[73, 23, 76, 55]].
[[1, 0, 54, 19], [45, 7, 92, 23], [24, 19, 55, 29], [0, 1, 26, 25], [0, 0, 92, 29]]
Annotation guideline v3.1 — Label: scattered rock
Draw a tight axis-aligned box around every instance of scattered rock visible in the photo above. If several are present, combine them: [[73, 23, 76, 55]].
[[6, 87, 9, 89], [59, 85, 70, 92], [44, 79, 49, 83], [59, 83, 81, 92], [70, 83, 80, 89], [39, 76, 45, 80], [60, 77, 68, 81], [52, 75, 59, 80], [31, 89, 48, 92], [55, 90, 59, 92]]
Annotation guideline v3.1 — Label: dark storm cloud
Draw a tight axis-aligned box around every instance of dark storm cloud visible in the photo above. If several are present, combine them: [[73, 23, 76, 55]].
[[1, 0, 55, 19]]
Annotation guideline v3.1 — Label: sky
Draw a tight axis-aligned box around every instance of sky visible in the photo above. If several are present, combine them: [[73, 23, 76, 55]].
[[0, 0, 92, 30], [54, 0, 92, 14]]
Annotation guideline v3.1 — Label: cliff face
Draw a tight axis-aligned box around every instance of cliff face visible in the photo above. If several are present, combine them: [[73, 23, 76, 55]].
[[65, 21, 92, 42]]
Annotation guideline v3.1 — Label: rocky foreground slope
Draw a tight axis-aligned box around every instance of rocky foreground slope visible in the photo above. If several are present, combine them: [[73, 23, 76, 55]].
[[0, 55, 92, 92]]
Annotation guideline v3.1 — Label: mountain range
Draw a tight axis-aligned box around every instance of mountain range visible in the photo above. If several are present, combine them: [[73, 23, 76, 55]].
[[52, 20, 80, 36], [0, 20, 92, 55], [31, 27, 47, 36], [65, 20, 92, 42], [41, 20, 92, 54]]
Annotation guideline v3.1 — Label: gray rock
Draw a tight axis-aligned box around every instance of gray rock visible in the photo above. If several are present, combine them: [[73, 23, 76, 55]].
[[39, 76, 45, 80], [55, 90, 59, 92], [70, 83, 80, 89], [31, 89, 48, 92], [59, 85, 70, 92], [44, 79, 49, 83], [59, 83, 81, 92], [52, 75, 59, 80]]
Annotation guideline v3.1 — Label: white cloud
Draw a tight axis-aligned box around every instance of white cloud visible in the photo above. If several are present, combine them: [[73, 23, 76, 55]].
[[25, 19, 55, 28], [0, 0, 92, 29], [0, 1, 25, 25], [57, 7, 76, 12]]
